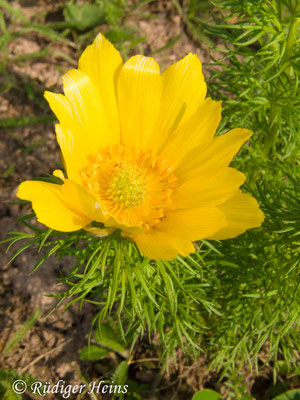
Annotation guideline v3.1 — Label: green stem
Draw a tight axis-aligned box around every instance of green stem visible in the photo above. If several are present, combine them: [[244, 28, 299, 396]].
[[263, 4, 299, 157], [285, 12, 300, 62], [263, 103, 280, 156]]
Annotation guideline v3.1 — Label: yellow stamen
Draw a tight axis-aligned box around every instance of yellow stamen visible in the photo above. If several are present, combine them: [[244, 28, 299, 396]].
[[80, 146, 177, 229], [109, 163, 145, 208]]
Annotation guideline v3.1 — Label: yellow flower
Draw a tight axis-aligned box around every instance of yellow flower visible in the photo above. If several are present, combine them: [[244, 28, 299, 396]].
[[17, 33, 264, 260]]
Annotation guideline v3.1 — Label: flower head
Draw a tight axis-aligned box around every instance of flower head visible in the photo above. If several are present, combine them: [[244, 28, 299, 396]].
[[17, 33, 264, 260]]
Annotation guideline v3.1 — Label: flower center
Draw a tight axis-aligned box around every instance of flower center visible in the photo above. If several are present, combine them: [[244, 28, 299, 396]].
[[80, 146, 177, 229], [108, 163, 145, 208]]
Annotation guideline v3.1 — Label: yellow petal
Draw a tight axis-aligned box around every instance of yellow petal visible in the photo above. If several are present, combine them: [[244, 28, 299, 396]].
[[45, 69, 117, 180], [54, 124, 73, 178], [55, 123, 88, 184], [17, 181, 91, 232], [157, 207, 227, 241], [132, 207, 227, 260], [44, 91, 73, 127], [152, 53, 207, 152], [173, 168, 246, 208], [85, 226, 114, 237], [161, 97, 221, 167], [78, 33, 123, 136], [133, 230, 195, 260], [61, 180, 104, 223], [117, 55, 161, 151], [175, 128, 252, 181], [208, 190, 265, 240], [53, 169, 65, 181], [61, 70, 113, 149]]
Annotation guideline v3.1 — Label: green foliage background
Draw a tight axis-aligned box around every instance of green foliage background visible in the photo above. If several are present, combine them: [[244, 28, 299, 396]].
[[1, 0, 299, 398]]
